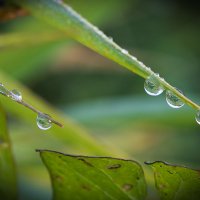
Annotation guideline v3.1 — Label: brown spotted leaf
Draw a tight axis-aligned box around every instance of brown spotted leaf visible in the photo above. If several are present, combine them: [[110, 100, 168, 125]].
[[145, 161, 200, 200], [38, 150, 147, 200]]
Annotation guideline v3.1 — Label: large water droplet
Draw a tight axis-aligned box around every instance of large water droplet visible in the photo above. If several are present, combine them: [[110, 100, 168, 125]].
[[166, 90, 184, 108], [0, 83, 10, 96], [10, 89, 22, 101], [195, 110, 200, 125], [37, 114, 52, 130], [144, 75, 164, 96]]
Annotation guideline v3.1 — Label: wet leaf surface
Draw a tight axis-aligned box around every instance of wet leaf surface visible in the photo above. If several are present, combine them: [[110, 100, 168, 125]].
[[39, 150, 147, 200], [146, 161, 200, 200]]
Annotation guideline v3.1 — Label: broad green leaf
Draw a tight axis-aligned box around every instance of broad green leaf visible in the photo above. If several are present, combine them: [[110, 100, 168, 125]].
[[39, 150, 147, 200], [146, 161, 200, 200], [0, 104, 17, 200]]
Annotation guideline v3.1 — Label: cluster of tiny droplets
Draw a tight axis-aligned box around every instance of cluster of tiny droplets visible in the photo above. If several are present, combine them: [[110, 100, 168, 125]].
[[144, 75, 199, 125]]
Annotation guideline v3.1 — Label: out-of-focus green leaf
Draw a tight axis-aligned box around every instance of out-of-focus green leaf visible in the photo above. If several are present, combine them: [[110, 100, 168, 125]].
[[39, 150, 147, 200], [0, 104, 17, 200], [146, 161, 200, 200], [64, 96, 194, 127], [0, 41, 67, 81], [64, 0, 128, 26], [0, 17, 69, 81]]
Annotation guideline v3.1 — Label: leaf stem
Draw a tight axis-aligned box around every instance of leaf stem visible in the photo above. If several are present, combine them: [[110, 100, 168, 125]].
[[0, 85, 63, 127], [18, 100, 63, 127]]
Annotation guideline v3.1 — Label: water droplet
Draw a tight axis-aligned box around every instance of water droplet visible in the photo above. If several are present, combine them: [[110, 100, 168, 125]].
[[10, 89, 22, 101], [0, 83, 10, 96], [166, 90, 184, 108], [130, 56, 137, 61], [121, 49, 128, 54], [37, 114, 52, 130], [195, 110, 200, 125], [109, 37, 113, 42], [144, 75, 164, 96], [138, 61, 146, 68]]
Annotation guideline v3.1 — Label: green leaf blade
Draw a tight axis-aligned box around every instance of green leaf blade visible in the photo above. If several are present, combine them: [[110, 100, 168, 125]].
[[39, 150, 147, 200], [16, 0, 200, 110], [0, 104, 18, 200], [146, 161, 200, 200]]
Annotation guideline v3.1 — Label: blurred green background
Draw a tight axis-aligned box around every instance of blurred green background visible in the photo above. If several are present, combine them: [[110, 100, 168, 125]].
[[0, 0, 200, 199]]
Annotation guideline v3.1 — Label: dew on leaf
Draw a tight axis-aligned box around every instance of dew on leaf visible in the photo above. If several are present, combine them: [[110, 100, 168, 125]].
[[195, 110, 200, 125], [144, 75, 164, 96], [166, 89, 184, 108], [121, 49, 128, 54], [10, 89, 22, 101], [37, 113, 52, 130], [108, 36, 113, 42]]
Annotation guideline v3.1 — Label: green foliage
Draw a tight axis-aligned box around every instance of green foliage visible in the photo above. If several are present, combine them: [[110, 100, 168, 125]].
[[146, 161, 200, 200], [0, 104, 17, 200], [39, 150, 147, 200], [0, 0, 199, 200]]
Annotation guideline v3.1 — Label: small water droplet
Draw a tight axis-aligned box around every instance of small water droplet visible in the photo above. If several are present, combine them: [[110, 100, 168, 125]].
[[10, 89, 22, 101], [121, 49, 128, 54], [0, 83, 10, 96], [195, 110, 200, 125], [130, 56, 137, 61], [138, 61, 146, 68], [144, 75, 164, 96], [109, 37, 113, 42], [166, 90, 184, 108], [37, 113, 52, 130]]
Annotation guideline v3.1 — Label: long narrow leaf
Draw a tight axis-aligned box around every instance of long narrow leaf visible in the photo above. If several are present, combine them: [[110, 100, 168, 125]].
[[0, 104, 18, 200], [15, 0, 200, 111]]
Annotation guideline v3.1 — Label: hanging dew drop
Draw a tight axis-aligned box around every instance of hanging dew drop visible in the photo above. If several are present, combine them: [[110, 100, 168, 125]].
[[144, 75, 164, 96], [10, 89, 22, 101], [195, 110, 200, 125], [166, 89, 184, 108], [37, 113, 52, 130]]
